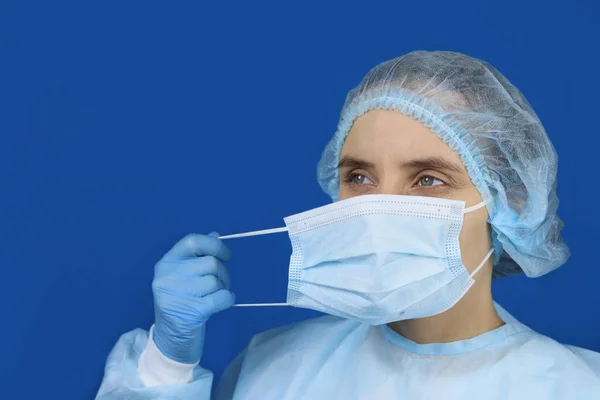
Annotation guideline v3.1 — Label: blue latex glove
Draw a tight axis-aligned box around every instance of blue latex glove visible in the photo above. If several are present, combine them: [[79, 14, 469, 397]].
[[152, 232, 235, 364]]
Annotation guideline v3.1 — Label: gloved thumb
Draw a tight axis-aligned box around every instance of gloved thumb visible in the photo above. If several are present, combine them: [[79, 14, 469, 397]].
[[206, 232, 232, 261]]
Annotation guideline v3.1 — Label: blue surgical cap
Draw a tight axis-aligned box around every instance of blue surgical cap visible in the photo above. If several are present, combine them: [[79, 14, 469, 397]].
[[317, 51, 570, 278]]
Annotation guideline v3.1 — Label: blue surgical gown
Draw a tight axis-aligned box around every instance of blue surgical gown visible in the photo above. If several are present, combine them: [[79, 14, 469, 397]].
[[96, 311, 600, 399]]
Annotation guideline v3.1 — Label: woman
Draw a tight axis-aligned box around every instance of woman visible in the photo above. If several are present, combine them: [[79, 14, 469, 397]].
[[96, 51, 600, 399]]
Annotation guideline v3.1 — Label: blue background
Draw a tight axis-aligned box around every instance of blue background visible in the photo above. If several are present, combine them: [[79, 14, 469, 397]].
[[1, 1, 599, 398]]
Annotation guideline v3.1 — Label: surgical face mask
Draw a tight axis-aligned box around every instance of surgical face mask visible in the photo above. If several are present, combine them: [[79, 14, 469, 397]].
[[220, 194, 493, 325]]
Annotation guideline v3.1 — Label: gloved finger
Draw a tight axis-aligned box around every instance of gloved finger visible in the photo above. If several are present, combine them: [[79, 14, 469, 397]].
[[202, 289, 235, 314], [153, 273, 224, 297], [187, 275, 225, 297], [188, 257, 231, 289], [157, 256, 231, 289], [165, 233, 232, 261], [213, 257, 231, 289]]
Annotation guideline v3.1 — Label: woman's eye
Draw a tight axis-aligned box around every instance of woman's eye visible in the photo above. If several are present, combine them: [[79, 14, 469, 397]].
[[350, 174, 373, 185], [418, 176, 445, 187]]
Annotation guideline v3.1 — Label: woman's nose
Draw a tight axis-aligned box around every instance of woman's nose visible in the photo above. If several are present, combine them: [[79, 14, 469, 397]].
[[376, 180, 407, 196]]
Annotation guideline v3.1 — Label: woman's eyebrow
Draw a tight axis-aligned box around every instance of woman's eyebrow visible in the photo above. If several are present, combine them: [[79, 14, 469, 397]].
[[338, 155, 465, 175], [403, 156, 465, 174], [337, 156, 375, 170]]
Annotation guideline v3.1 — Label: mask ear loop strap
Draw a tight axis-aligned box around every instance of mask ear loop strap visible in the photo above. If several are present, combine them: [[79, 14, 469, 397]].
[[217, 227, 291, 307], [464, 201, 487, 214], [218, 227, 288, 240], [463, 201, 493, 279], [470, 248, 495, 279]]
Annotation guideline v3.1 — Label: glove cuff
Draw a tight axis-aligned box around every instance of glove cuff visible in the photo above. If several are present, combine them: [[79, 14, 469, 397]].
[[138, 325, 199, 387]]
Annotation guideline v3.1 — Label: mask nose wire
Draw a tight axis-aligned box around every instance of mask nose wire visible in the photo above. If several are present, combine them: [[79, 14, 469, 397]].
[[220, 201, 487, 239]]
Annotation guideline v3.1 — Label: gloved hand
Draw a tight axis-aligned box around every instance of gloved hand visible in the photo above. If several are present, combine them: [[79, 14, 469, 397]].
[[152, 232, 235, 364]]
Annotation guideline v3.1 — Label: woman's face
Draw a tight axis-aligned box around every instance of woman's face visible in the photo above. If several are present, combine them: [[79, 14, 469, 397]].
[[338, 110, 492, 274]]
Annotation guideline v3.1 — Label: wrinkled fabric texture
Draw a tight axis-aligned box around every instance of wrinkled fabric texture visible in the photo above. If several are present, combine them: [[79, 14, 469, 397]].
[[95, 329, 215, 399], [317, 51, 570, 278], [96, 308, 600, 399]]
